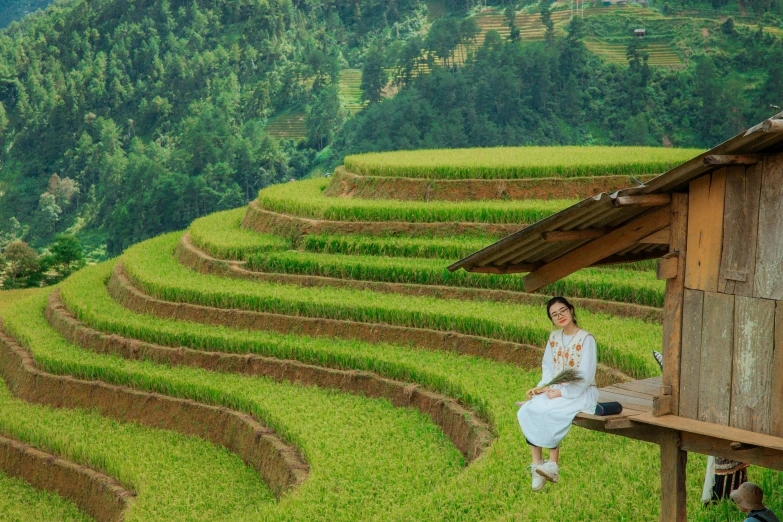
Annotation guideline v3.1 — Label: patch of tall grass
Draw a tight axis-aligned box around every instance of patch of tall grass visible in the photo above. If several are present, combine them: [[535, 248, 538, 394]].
[[125, 233, 663, 378], [301, 234, 492, 259], [190, 207, 289, 260], [344, 146, 703, 180], [2, 290, 464, 522], [246, 251, 665, 307], [256, 179, 574, 224], [0, 469, 90, 521]]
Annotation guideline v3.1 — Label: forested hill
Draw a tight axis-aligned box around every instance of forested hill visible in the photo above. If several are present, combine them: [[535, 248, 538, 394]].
[[0, 0, 782, 269], [0, 0, 425, 256]]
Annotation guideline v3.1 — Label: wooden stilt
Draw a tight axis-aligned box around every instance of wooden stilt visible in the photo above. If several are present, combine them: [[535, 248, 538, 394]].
[[660, 430, 687, 522]]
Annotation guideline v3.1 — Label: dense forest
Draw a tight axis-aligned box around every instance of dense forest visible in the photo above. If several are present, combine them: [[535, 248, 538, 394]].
[[0, 0, 426, 263], [0, 0, 781, 286], [335, 12, 783, 153]]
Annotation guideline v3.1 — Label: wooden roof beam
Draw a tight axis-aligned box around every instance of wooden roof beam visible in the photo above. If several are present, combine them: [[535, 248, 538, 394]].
[[703, 154, 767, 166], [638, 227, 671, 244], [614, 194, 671, 207], [541, 228, 611, 242], [522, 206, 672, 292]]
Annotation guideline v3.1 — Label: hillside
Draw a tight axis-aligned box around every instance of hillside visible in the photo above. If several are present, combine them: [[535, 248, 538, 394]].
[[0, 0, 427, 257], [0, 148, 780, 519], [0, 0, 781, 271]]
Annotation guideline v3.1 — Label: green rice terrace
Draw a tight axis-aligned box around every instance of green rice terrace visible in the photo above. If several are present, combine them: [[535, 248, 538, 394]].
[[2, 145, 782, 521]]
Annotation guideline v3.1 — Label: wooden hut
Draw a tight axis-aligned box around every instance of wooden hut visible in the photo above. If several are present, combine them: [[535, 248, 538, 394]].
[[448, 113, 783, 521]]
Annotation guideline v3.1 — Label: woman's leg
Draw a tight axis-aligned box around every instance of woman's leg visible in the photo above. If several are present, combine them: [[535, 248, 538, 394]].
[[549, 446, 560, 465], [530, 445, 543, 464]]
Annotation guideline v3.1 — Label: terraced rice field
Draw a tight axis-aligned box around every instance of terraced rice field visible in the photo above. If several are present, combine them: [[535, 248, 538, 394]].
[[1, 146, 780, 520], [264, 111, 307, 141], [339, 69, 366, 115], [584, 37, 683, 66], [470, 5, 684, 67]]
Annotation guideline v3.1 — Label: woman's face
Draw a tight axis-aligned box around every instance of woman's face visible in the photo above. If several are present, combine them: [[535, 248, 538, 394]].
[[548, 303, 573, 328]]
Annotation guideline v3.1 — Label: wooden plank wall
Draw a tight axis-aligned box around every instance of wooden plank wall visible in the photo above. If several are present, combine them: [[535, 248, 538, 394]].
[[754, 155, 783, 300], [685, 169, 726, 292], [698, 291, 734, 426], [677, 153, 783, 434]]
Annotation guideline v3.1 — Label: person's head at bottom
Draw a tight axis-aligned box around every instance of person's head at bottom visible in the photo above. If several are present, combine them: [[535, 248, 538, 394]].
[[730, 482, 766, 514]]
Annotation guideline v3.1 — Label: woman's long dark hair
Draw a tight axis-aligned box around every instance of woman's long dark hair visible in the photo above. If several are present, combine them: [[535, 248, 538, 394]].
[[546, 296, 578, 326]]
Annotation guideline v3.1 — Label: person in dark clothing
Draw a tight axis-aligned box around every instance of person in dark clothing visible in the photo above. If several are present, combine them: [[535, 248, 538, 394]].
[[730, 482, 780, 522]]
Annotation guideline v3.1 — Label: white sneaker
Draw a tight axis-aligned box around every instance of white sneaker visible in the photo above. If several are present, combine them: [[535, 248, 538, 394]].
[[536, 460, 560, 483], [529, 462, 546, 491]]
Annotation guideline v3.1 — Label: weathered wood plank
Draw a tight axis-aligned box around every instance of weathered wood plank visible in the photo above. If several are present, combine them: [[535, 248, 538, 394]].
[[685, 170, 726, 292], [602, 386, 655, 401], [698, 291, 735, 426], [679, 288, 704, 419], [639, 227, 671, 244], [660, 430, 688, 522], [772, 302, 783, 438], [523, 206, 671, 293], [703, 154, 766, 166], [718, 164, 762, 296], [597, 390, 654, 411], [614, 194, 672, 207], [634, 412, 783, 453], [754, 155, 783, 299], [663, 193, 688, 417], [681, 432, 783, 472], [730, 296, 775, 433], [657, 256, 679, 280], [614, 380, 670, 396]]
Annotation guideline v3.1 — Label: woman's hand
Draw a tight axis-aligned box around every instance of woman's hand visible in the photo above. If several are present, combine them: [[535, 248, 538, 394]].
[[525, 387, 538, 399], [545, 388, 562, 399]]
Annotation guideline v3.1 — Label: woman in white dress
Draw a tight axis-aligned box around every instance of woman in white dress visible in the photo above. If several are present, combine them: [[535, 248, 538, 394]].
[[517, 296, 599, 491]]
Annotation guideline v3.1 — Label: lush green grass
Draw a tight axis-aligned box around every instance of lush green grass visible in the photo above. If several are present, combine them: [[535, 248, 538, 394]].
[[246, 250, 665, 307], [190, 208, 290, 261], [38, 258, 783, 520], [257, 179, 574, 224], [2, 290, 464, 522], [0, 469, 91, 522], [126, 233, 663, 378], [301, 233, 492, 260], [0, 290, 275, 522], [343, 146, 703, 180]]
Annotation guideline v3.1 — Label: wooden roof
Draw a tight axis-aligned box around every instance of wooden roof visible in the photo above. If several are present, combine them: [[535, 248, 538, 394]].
[[448, 114, 783, 292]]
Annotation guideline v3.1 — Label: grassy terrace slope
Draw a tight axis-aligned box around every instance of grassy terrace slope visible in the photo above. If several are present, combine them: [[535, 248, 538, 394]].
[[2, 143, 779, 520], [344, 146, 701, 179], [256, 178, 573, 223]]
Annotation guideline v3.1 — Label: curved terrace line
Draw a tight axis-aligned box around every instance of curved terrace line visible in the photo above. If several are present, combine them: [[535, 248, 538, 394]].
[[46, 291, 493, 462], [324, 167, 658, 202], [241, 201, 524, 240], [109, 262, 629, 387], [177, 232, 663, 323], [0, 433, 134, 522], [0, 320, 309, 499]]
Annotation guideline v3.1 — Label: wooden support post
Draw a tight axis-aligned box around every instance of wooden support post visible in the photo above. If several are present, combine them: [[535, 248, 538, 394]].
[[663, 193, 687, 416], [660, 430, 687, 522]]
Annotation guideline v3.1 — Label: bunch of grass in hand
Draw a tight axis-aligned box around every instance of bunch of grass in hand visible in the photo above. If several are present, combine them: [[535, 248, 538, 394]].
[[537, 368, 584, 391]]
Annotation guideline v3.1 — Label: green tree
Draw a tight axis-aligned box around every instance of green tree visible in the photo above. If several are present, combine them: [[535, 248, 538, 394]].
[[361, 44, 388, 103], [307, 85, 345, 150], [2, 240, 40, 289], [539, 0, 554, 45], [48, 234, 85, 278]]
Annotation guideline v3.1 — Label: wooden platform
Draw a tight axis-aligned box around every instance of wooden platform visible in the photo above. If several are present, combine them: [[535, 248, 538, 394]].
[[574, 376, 783, 472], [574, 376, 662, 429]]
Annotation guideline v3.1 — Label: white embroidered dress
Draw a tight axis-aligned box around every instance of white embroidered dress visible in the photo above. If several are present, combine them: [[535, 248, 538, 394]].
[[517, 328, 599, 448]]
